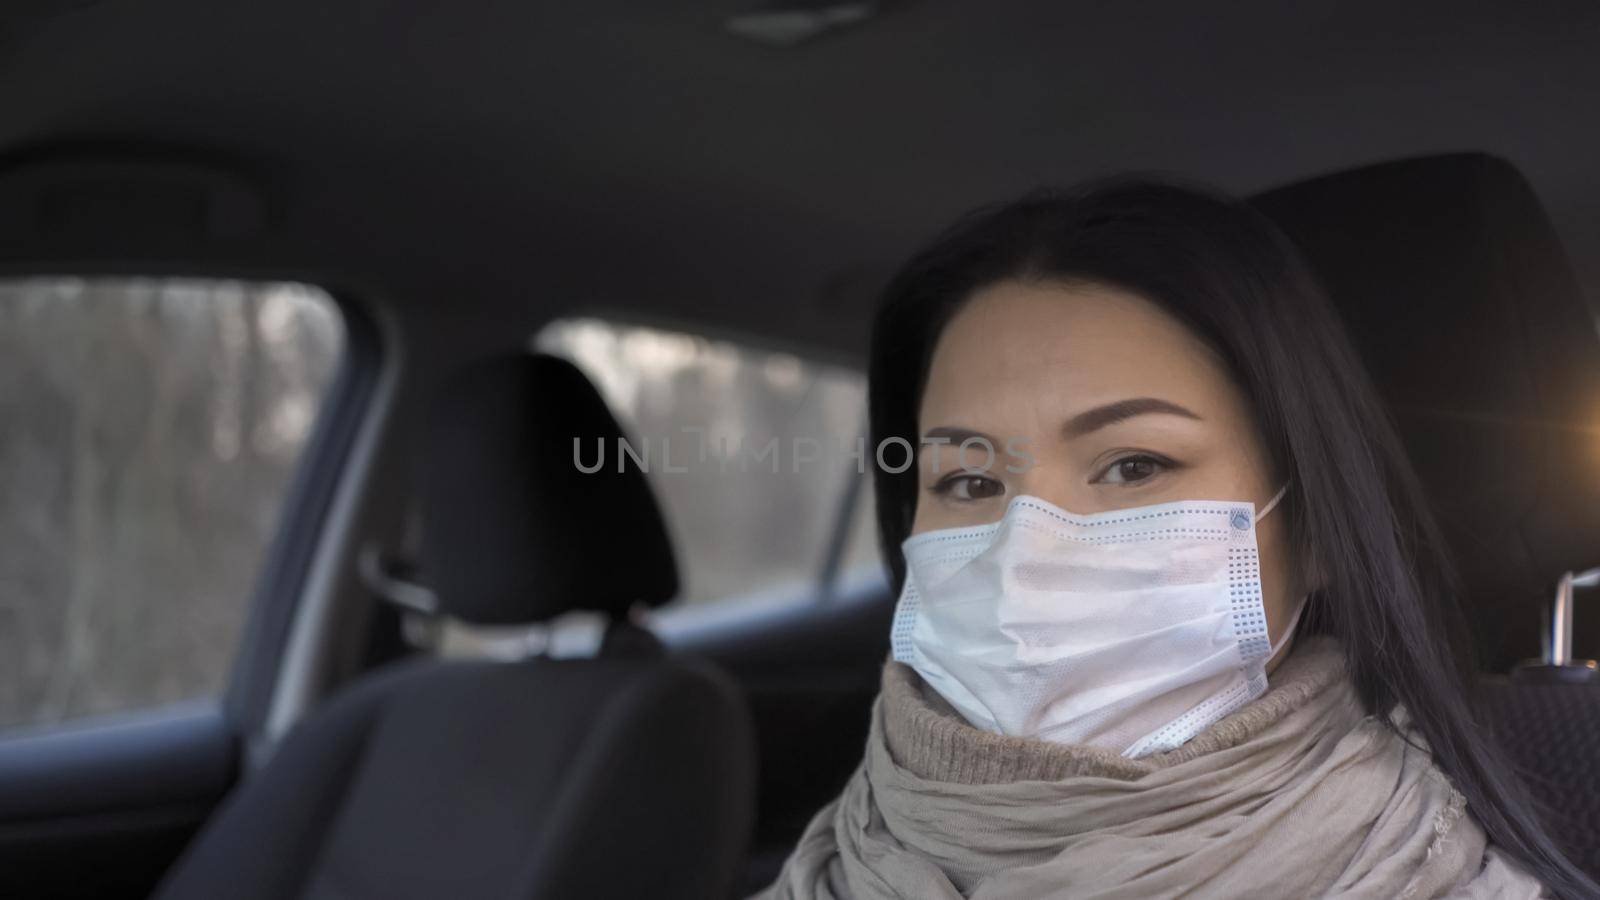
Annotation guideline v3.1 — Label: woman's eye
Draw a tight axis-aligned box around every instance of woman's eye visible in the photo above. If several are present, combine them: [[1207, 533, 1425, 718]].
[[1096, 454, 1167, 485], [933, 474, 1005, 501]]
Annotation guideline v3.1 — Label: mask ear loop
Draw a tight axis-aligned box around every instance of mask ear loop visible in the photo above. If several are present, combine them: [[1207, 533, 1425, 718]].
[[1258, 483, 1290, 520], [1258, 482, 1302, 665], [1268, 594, 1309, 661]]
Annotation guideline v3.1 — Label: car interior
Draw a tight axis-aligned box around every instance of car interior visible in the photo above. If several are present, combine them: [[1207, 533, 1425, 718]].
[[2, 3, 1599, 899]]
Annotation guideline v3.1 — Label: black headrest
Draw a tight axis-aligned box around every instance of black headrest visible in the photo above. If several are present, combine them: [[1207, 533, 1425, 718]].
[[420, 352, 679, 624], [1253, 153, 1600, 671]]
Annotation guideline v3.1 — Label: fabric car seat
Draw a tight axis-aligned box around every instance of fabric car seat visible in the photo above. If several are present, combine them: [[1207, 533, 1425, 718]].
[[1254, 154, 1600, 876], [154, 353, 756, 900]]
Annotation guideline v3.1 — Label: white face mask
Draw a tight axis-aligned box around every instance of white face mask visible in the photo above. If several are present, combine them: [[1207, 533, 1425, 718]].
[[890, 485, 1304, 759]]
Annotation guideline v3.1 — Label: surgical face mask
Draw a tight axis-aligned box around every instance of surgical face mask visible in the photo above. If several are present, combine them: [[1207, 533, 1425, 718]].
[[890, 485, 1303, 759]]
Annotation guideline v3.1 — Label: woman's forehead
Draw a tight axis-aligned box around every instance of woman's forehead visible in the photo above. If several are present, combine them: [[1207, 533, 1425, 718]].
[[918, 279, 1240, 430]]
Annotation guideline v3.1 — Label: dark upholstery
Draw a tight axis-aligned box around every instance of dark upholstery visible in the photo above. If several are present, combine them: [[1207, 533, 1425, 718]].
[[1253, 154, 1600, 673], [1255, 155, 1600, 883], [156, 351, 755, 900], [1480, 678, 1600, 876], [422, 353, 679, 624], [155, 658, 754, 900]]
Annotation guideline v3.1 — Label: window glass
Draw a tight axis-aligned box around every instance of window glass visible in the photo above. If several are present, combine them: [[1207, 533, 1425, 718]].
[[837, 476, 886, 590], [0, 277, 345, 731], [537, 318, 881, 606]]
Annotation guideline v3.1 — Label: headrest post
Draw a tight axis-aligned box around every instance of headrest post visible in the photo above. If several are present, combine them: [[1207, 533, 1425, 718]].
[[1550, 568, 1600, 666], [1552, 571, 1574, 667]]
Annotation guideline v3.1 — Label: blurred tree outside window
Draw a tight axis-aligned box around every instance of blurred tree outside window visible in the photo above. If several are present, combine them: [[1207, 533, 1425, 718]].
[[0, 277, 345, 732], [537, 318, 882, 607]]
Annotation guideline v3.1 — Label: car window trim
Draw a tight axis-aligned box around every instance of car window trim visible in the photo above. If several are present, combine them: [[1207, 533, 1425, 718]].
[[221, 283, 383, 748]]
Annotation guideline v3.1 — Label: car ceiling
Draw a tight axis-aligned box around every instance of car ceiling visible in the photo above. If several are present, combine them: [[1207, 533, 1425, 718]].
[[2, 0, 1598, 361]]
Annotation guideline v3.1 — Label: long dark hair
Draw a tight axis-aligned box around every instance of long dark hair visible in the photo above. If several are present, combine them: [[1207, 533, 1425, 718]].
[[867, 179, 1597, 898]]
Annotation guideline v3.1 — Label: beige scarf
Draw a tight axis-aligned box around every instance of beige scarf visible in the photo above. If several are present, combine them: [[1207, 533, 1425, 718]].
[[755, 638, 1545, 899]]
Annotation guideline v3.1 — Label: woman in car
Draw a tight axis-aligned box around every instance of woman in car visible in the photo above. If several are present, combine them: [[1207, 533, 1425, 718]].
[[758, 181, 1593, 898]]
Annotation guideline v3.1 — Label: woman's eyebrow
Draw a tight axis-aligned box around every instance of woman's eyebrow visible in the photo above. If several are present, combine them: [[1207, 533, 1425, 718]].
[[921, 425, 999, 446], [1062, 397, 1202, 438]]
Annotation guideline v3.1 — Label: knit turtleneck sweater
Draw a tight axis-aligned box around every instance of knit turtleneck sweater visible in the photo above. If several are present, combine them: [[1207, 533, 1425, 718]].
[[756, 635, 1550, 899]]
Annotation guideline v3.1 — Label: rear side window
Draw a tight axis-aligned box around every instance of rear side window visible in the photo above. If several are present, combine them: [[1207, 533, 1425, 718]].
[[537, 318, 881, 606], [0, 277, 344, 731]]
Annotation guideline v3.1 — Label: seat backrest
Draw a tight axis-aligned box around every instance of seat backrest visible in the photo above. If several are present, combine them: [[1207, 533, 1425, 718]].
[[157, 654, 753, 900], [1254, 154, 1600, 879], [155, 352, 755, 900], [1253, 154, 1600, 673], [1477, 677, 1600, 877]]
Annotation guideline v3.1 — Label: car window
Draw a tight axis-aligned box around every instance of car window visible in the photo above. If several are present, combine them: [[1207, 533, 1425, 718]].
[[537, 317, 882, 606], [0, 277, 345, 731]]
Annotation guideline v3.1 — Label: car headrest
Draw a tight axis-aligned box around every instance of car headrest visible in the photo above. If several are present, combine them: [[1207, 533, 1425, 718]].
[[420, 352, 679, 624], [1252, 153, 1600, 671]]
